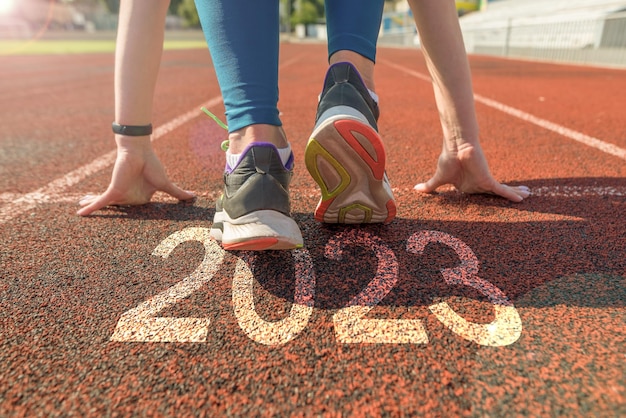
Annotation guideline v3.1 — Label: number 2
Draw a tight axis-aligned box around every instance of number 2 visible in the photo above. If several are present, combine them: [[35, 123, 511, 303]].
[[329, 229, 429, 344], [110, 227, 225, 343]]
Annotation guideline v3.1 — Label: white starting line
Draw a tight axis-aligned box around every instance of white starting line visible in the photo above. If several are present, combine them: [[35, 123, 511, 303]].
[[0, 186, 623, 210]]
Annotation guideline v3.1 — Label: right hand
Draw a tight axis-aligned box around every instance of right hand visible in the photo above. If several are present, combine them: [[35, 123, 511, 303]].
[[77, 138, 194, 216], [414, 143, 530, 202]]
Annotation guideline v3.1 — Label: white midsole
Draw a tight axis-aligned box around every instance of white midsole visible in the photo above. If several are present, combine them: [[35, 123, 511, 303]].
[[212, 209, 302, 245]]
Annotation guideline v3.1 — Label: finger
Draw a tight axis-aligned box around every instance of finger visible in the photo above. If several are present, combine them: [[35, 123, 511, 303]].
[[160, 182, 195, 202], [78, 194, 98, 207], [76, 194, 116, 216], [513, 185, 531, 199], [491, 183, 528, 202], [414, 176, 445, 194]]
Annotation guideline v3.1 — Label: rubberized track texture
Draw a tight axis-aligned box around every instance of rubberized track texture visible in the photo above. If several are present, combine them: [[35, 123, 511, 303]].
[[1, 43, 625, 416]]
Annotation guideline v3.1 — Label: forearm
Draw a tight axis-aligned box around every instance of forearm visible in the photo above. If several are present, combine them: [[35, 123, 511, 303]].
[[408, 0, 479, 149], [115, 0, 170, 126]]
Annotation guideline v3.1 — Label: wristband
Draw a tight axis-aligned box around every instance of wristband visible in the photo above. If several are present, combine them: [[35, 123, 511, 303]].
[[112, 122, 153, 136]]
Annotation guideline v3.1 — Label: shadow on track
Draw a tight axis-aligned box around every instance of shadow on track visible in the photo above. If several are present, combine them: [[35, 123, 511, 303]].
[[231, 177, 625, 314]]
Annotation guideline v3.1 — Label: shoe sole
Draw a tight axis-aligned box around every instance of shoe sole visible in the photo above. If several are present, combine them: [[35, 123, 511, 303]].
[[212, 209, 303, 251], [305, 110, 396, 224]]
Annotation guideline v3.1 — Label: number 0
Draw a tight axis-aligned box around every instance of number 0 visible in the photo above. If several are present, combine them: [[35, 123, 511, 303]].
[[232, 249, 315, 346]]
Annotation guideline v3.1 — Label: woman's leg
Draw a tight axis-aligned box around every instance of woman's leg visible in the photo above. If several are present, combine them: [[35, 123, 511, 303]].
[[194, 0, 286, 153], [325, 0, 385, 90], [305, 0, 396, 225], [194, 0, 302, 251]]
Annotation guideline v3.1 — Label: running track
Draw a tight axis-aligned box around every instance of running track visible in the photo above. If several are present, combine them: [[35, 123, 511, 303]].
[[1, 42, 625, 416]]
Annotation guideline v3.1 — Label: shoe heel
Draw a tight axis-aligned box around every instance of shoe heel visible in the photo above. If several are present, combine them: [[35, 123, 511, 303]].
[[306, 118, 396, 224]]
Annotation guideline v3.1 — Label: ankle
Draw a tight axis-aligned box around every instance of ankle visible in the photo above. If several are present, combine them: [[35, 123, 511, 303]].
[[329, 50, 376, 92], [227, 124, 288, 154]]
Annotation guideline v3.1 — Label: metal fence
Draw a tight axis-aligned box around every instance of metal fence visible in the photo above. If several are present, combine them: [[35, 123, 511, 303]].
[[378, 11, 626, 69]]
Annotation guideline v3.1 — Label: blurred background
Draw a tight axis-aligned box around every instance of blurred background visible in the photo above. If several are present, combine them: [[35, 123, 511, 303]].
[[1, 0, 625, 67], [0, 0, 487, 34]]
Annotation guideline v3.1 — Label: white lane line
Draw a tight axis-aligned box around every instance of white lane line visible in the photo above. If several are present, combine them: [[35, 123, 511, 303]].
[[0, 54, 308, 224], [529, 185, 625, 197], [403, 186, 626, 197], [474, 95, 626, 161], [380, 60, 626, 161], [398, 185, 625, 197], [0, 96, 223, 224]]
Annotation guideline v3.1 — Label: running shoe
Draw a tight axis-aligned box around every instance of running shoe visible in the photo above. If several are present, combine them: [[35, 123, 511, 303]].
[[210, 142, 303, 251], [305, 62, 396, 224]]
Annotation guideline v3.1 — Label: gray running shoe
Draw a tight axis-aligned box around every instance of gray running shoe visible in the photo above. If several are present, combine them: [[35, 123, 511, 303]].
[[210, 143, 303, 250], [305, 62, 396, 224]]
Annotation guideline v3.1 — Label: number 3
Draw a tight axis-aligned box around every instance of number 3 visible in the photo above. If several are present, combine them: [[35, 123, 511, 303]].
[[407, 231, 522, 347]]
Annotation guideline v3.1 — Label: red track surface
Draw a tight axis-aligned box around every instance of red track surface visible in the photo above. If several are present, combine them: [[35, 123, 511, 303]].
[[1, 43, 625, 416]]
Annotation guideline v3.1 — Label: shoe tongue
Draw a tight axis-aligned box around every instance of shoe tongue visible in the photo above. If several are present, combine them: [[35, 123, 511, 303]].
[[326, 62, 357, 85], [251, 144, 277, 174]]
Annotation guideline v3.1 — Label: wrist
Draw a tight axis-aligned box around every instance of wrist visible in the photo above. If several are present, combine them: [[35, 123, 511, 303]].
[[115, 134, 152, 152]]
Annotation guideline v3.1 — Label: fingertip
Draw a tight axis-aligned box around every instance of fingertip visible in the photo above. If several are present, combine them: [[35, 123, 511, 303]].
[[499, 190, 523, 203], [175, 190, 196, 202], [77, 201, 101, 215], [162, 183, 195, 202], [516, 186, 531, 199], [494, 183, 529, 202]]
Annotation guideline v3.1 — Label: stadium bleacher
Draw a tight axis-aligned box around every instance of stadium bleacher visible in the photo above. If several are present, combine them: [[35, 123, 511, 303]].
[[461, 0, 626, 25], [459, 0, 626, 67]]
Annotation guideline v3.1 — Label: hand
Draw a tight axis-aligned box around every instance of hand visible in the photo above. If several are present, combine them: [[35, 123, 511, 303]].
[[77, 138, 194, 216], [414, 143, 530, 202]]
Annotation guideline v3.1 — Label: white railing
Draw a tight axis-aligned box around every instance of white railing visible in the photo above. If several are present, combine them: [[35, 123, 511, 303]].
[[378, 11, 626, 68], [461, 11, 626, 68]]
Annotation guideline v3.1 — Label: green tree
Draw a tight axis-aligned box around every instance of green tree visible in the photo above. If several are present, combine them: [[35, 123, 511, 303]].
[[290, 0, 324, 26], [168, 0, 183, 15], [176, 0, 200, 28]]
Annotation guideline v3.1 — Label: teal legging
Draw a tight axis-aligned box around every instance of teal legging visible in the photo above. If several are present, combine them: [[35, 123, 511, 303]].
[[194, 0, 384, 132]]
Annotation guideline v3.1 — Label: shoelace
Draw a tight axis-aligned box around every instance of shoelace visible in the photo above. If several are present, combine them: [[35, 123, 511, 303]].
[[201, 106, 230, 152]]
